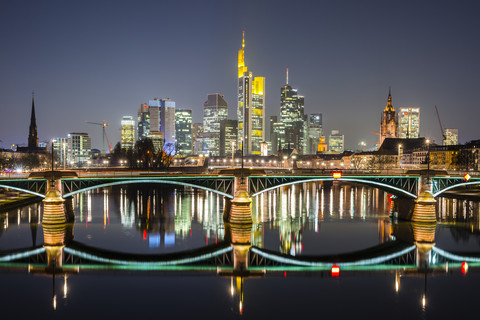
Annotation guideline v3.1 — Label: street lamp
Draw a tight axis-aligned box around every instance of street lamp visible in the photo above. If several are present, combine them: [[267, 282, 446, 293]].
[[426, 139, 431, 182], [231, 140, 236, 169], [398, 144, 402, 170]]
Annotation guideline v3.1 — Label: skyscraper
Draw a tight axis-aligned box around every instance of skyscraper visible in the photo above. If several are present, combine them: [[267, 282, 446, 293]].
[[329, 130, 344, 153], [191, 123, 204, 155], [280, 69, 305, 153], [237, 31, 265, 155], [148, 98, 176, 154], [379, 88, 398, 146], [203, 94, 228, 156], [175, 109, 192, 156], [398, 107, 420, 139], [307, 113, 323, 154], [137, 103, 150, 141], [121, 116, 135, 150], [28, 93, 38, 150], [220, 119, 238, 157]]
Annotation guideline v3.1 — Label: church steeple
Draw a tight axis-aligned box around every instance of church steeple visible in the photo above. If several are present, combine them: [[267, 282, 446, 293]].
[[28, 92, 38, 149], [384, 87, 394, 112]]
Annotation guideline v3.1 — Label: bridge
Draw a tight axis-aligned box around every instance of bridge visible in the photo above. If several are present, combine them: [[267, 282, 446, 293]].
[[0, 170, 477, 199]]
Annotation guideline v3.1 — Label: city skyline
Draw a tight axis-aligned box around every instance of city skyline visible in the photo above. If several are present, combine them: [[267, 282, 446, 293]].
[[1, 0, 479, 150]]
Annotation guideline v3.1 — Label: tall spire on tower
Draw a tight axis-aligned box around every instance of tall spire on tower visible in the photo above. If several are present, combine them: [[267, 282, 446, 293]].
[[385, 87, 394, 112], [238, 31, 248, 78], [28, 91, 39, 149], [286, 68, 289, 85], [242, 30, 245, 49]]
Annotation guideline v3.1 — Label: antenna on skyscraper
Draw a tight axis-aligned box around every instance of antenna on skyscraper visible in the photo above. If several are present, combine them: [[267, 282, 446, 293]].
[[286, 68, 289, 85]]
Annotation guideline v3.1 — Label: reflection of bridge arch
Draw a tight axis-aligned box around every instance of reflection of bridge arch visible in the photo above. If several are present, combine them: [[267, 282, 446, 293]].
[[61, 177, 234, 199], [249, 176, 419, 199]]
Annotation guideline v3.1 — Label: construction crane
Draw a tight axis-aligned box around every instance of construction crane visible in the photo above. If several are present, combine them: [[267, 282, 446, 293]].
[[86, 120, 112, 155], [434, 105, 446, 144]]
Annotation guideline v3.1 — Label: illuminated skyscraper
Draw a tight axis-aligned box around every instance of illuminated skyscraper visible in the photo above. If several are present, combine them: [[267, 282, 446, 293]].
[[191, 123, 204, 155], [203, 94, 228, 156], [219, 119, 238, 157], [443, 129, 458, 145], [280, 69, 305, 153], [137, 103, 150, 141], [121, 116, 135, 150], [307, 113, 323, 154], [328, 130, 344, 153], [379, 88, 398, 146], [398, 107, 420, 139], [237, 31, 265, 155], [148, 98, 176, 154], [175, 109, 192, 156]]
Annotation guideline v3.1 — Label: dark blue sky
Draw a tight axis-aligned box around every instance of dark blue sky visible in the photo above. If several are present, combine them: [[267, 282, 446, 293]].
[[1, 0, 479, 150]]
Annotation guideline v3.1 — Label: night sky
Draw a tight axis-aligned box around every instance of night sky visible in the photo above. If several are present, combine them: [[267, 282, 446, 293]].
[[1, 0, 479, 150]]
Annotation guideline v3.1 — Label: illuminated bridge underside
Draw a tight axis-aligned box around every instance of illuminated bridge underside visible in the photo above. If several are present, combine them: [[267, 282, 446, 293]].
[[432, 177, 480, 197], [249, 176, 419, 199], [0, 179, 47, 198], [61, 177, 235, 199]]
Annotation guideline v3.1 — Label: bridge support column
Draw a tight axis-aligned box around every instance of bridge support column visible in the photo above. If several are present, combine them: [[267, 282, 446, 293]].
[[224, 179, 252, 224], [42, 180, 66, 224], [412, 222, 436, 271], [412, 177, 437, 223]]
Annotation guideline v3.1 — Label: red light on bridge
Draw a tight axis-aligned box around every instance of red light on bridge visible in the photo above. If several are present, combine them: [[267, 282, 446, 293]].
[[143, 230, 147, 240], [461, 261, 468, 275], [333, 171, 342, 179], [331, 265, 340, 277], [464, 173, 471, 182]]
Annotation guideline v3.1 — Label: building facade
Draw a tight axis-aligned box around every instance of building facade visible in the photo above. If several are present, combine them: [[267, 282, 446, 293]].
[[328, 130, 344, 154], [237, 32, 265, 155], [148, 98, 176, 154], [175, 109, 192, 156], [443, 128, 458, 146], [398, 107, 420, 139], [307, 113, 323, 154], [137, 103, 150, 141], [203, 94, 228, 156], [191, 123, 204, 155], [67, 133, 91, 166], [121, 116, 135, 150], [219, 119, 238, 157]]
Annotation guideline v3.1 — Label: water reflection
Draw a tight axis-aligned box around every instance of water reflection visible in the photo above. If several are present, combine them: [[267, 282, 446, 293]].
[[0, 183, 479, 316]]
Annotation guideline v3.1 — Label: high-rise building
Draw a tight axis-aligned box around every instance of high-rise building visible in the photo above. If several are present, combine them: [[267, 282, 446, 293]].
[[203, 94, 228, 156], [137, 103, 150, 141], [237, 32, 265, 155], [443, 129, 458, 145], [328, 130, 344, 154], [307, 113, 323, 154], [220, 120, 238, 157], [175, 109, 192, 156], [147, 131, 164, 153], [67, 133, 91, 166], [121, 116, 135, 150], [191, 123, 204, 155], [53, 138, 68, 168], [271, 121, 285, 154], [280, 69, 305, 154], [379, 88, 398, 146], [148, 98, 176, 154], [398, 107, 420, 139]]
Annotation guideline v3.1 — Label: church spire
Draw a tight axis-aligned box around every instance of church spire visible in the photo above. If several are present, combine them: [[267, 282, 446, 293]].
[[28, 91, 38, 149], [385, 87, 394, 112]]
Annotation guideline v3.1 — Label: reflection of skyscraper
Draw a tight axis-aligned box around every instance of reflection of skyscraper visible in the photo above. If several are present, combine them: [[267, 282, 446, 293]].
[[203, 94, 228, 156], [237, 32, 265, 155], [379, 88, 398, 146], [121, 116, 135, 150], [398, 107, 420, 139], [175, 109, 192, 155], [280, 69, 305, 153]]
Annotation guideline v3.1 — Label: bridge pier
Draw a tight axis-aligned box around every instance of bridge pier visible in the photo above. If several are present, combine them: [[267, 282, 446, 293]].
[[412, 177, 437, 223], [42, 180, 66, 224], [224, 178, 252, 225]]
